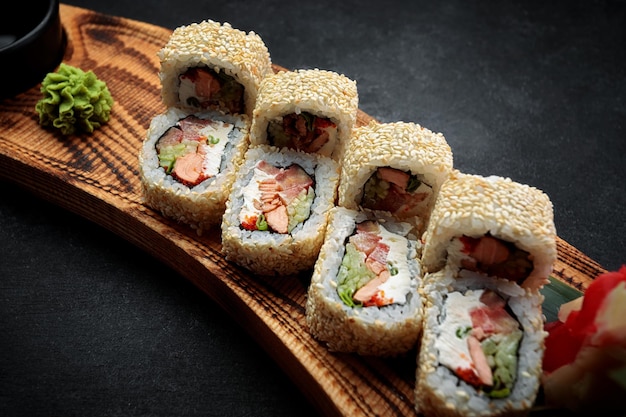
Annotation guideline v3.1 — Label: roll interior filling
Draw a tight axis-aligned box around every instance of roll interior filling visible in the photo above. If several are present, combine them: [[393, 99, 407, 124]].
[[266, 111, 338, 155], [436, 288, 522, 399], [155, 115, 235, 187], [238, 161, 315, 234], [178, 66, 245, 114], [336, 220, 412, 307], [449, 234, 534, 284], [360, 167, 434, 220]]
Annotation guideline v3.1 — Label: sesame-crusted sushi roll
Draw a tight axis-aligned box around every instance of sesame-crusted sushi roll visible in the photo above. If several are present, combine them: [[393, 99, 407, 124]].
[[337, 121, 453, 236], [249, 69, 358, 161], [221, 144, 340, 276], [305, 206, 424, 356], [139, 107, 249, 234], [158, 20, 273, 117], [420, 171, 557, 292], [415, 268, 546, 417]]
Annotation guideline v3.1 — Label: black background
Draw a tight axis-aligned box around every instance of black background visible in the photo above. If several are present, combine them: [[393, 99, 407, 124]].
[[1, 1, 625, 416]]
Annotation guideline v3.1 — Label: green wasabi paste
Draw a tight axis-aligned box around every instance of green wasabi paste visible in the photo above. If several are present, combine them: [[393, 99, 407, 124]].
[[35, 63, 114, 135]]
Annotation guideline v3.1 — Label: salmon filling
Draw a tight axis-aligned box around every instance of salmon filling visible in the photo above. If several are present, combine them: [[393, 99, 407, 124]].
[[435, 289, 523, 398], [361, 167, 433, 219], [156, 116, 235, 187], [458, 235, 533, 284], [336, 221, 412, 308], [178, 67, 245, 114], [266, 112, 338, 155], [238, 161, 315, 234]]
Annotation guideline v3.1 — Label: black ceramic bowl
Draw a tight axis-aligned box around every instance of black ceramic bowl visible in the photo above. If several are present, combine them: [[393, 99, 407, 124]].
[[0, 0, 66, 99]]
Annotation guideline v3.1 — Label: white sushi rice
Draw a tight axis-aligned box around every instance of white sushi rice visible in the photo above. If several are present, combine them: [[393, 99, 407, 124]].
[[415, 268, 546, 417], [305, 206, 424, 356], [220, 144, 340, 276], [139, 107, 249, 234]]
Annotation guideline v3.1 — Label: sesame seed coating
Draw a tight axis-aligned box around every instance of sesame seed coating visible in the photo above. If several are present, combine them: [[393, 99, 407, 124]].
[[253, 69, 358, 120]]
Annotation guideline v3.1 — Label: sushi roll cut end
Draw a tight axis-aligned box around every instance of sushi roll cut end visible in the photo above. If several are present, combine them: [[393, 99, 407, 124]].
[[415, 271, 546, 417], [249, 68, 359, 160], [305, 207, 424, 356], [139, 108, 249, 234], [158, 19, 274, 117], [421, 172, 557, 292], [221, 145, 340, 276], [338, 121, 454, 235]]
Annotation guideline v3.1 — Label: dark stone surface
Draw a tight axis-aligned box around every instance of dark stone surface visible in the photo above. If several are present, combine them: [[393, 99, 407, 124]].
[[1, 1, 624, 416]]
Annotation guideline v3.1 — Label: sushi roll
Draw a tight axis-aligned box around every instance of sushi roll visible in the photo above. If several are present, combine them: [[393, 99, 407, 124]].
[[158, 20, 273, 117], [420, 172, 557, 291], [139, 107, 249, 234], [337, 121, 453, 236], [221, 144, 340, 276], [248, 68, 358, 161], [415, 269, 546, 417], [305, 206, 424, 356]]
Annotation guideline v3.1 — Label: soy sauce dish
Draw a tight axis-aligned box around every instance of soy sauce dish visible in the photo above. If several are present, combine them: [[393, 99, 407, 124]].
[[0, 0, 65, 99]]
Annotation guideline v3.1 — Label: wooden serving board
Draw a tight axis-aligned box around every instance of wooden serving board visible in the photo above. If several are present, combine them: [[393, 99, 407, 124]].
[[0, 4, 607, 416]]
